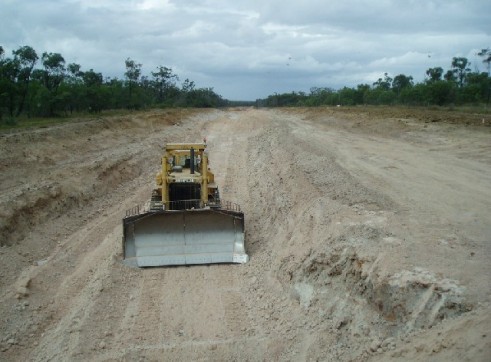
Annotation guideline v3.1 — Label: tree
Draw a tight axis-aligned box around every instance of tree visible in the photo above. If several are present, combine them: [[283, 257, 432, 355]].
[[399, 83, 426, 105], [450, 57, 471, 88], [444, 70, 455, 82], [187, 87, 225, 107], [355, 84, 370, 104], [181, 78, 195, 92], [83, 69, 104, 112], [151, 66, 178, 103], [364, 88, 396, 105], [0, 52, 19, 117], [392, 74, 413, 95], [477, 48, 491, 105], [38, 52, 66, 92], [2, 44, 234, 117], [104, 77, 125, 109], [58, 63, 86, 114], [373, 73, 392, 91], [31, 52, 66, 115], [12, 46, 38, 116], [338, 87, 358, 105], [461, 71, 490, 103], [477, 48, 491, 75], [82, 69, 103, 87], [306, 87, 335, 106], [67, 63, 83, 79], [124, 58, 142, 108], [426, 80, 456, 105], [426, 67, 443, 83], [0, 46, 38, 118]]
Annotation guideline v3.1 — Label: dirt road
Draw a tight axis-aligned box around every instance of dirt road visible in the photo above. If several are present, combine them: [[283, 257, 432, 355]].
[[1, 107, 490, 361]]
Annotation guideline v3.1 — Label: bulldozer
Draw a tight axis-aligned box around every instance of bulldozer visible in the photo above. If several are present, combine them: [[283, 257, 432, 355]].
[[122, 142, 248, 267]]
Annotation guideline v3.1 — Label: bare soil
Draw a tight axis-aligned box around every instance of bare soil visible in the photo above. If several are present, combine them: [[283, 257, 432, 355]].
[[0, 106, 490, 361]]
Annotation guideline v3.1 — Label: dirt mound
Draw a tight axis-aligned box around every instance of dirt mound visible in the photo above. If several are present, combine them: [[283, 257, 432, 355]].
[[0, 110, 201, 246]]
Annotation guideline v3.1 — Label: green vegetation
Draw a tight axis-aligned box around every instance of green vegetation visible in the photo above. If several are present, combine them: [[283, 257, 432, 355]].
[[0, 45, 226, 124], [257, 49, 491, 108], [2, 44, 491, 125]]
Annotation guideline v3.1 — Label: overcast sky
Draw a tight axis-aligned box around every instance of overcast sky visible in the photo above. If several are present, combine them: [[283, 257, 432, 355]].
[[1, 0, 490, 100]]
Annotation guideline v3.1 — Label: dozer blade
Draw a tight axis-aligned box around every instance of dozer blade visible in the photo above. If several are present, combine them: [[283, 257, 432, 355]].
[[122, 209, 248, 267]]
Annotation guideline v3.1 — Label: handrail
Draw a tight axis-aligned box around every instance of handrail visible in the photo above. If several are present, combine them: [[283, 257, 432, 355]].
[[125, 204, 141, 217], [124, 199, 241, 217]]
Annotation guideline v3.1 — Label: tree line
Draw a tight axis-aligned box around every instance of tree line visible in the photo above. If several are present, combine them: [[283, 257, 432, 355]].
[[2, 45, 491, 122], [258, 50, 491, 108], [0, 45, 226, 121]]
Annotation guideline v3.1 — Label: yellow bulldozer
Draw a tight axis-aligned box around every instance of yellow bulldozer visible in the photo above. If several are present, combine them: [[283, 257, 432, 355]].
[[122, 142, 248, 267]]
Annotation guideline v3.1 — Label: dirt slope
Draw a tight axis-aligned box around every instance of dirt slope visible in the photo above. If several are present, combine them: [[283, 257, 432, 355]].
[[0, 107, 490, 361]]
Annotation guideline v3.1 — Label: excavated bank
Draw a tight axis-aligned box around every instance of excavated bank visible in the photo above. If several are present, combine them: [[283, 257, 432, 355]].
[[238, 111, 481, 360]]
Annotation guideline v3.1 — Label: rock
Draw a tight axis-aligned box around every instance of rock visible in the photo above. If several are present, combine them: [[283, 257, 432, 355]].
[[99, 341, 106, 349], [369, 340, 381, 352], [382, 337, 396, 349], [15, 276, 32, 299], [16, 286, 29, 299], [35, 259, 48, 266]]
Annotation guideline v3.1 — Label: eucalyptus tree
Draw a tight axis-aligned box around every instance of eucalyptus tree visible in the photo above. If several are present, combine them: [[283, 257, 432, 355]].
[[31, 52, 66, 115], [13, 46, 38, 116], [392, 74, 413, 95], [151, 65, 178, 103], [83, 69, 104, 112], [0, 45, 38, 117], [124, 58, 141, 108], [477, 48, 491, 75], [425, 67, 443, 83], [0, 47, 19, 117], [373, 73, 392, 90], [450, 57, 471, 88]]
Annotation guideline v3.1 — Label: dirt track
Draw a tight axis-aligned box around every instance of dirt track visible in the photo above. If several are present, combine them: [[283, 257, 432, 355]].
[[1, 107, 490, 361]]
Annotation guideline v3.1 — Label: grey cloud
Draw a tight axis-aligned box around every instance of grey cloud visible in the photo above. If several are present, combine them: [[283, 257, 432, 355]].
[[1, 0, 490, 100]]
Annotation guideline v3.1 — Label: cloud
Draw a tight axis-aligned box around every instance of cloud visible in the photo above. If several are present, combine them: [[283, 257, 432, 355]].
[[1, 0, 490, 100]]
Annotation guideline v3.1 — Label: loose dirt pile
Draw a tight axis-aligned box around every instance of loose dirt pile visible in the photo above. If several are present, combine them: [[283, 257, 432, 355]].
[[0, 107, 490, 361]]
